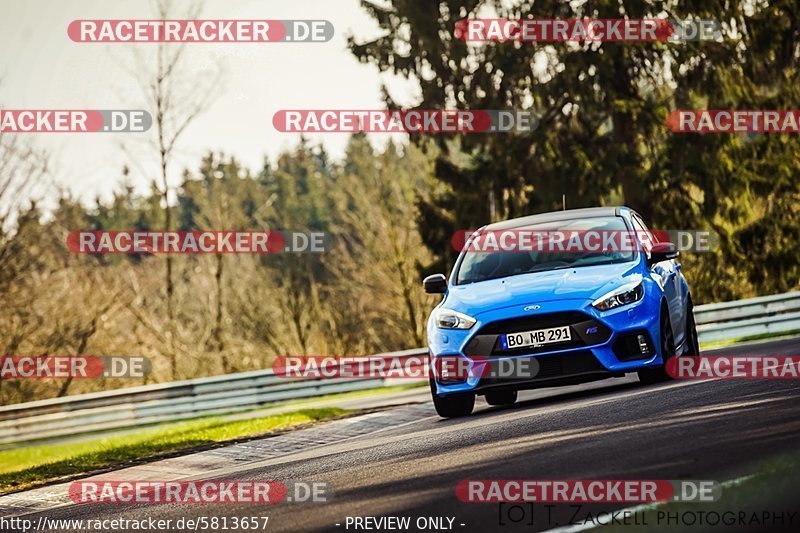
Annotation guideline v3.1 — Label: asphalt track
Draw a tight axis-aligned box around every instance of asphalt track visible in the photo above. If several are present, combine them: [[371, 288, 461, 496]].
[[4, 337, 800, 533]]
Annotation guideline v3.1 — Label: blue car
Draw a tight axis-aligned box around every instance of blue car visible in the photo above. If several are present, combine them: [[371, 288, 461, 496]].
[[423, 206, 699, 417]]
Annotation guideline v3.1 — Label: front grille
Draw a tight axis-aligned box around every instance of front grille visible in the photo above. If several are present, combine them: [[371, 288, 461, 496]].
[[478, 351, 607, 387], [465, 311, 611, 357], [478, 311, 590, 334], [534, 351, 607, 378]]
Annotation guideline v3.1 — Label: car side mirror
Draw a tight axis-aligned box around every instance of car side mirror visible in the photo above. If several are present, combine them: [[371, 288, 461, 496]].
[[423, 273, 448, 294], [647, 242, 679, 267]]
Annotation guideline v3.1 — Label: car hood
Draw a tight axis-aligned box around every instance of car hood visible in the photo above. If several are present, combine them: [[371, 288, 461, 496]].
[[443, 261, 642, 318]]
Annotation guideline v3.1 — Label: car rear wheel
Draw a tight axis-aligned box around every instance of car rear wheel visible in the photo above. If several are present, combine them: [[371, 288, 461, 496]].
[[685, 303, 700, 356], [485, 390, 517, 406], [430, 379, 475, 418], [638, 307, 676, 385]]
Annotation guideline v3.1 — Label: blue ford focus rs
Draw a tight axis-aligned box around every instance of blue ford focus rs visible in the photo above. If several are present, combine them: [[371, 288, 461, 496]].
[[423, 206, 699, 418]]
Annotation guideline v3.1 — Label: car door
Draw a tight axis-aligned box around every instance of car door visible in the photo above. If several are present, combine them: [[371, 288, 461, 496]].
[[631, 214, 684, 346]]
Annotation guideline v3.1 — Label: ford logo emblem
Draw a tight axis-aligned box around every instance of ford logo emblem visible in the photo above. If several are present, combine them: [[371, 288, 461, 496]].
[[523, 305, 541, 311]]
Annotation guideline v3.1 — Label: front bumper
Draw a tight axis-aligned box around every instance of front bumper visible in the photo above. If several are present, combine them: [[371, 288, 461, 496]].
[[428, 292, 664, 397]]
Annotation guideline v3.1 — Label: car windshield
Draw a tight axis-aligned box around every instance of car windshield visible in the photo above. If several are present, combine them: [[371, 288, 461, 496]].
[[455, 216, 637, 284]]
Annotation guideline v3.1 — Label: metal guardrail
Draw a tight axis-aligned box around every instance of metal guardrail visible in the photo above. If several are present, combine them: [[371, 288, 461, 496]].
[[0, 349, 428, 447], [1, 292, 798, 446], [695, 291, 800, 343]]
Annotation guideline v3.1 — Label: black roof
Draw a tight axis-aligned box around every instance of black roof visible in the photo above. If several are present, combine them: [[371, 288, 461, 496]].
[[484, 206, 628, 230]]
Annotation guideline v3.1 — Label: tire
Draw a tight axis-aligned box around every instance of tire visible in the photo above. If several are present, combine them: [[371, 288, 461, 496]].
[[684, 302, 700, 356], [430, 378, 475, 418], [638, 305, 676, 385], [485, 390, 517, 406]]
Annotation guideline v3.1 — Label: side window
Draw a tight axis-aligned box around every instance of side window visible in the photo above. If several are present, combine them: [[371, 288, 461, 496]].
[[630, 214, 655, 254]]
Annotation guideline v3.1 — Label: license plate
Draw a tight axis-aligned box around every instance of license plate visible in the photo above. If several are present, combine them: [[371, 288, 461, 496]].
[[501, 326, 571, 350]]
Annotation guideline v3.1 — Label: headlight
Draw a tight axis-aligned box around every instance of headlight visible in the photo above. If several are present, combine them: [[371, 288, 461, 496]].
[[592, 281, 644, 311], [434, 308, 477, 329]]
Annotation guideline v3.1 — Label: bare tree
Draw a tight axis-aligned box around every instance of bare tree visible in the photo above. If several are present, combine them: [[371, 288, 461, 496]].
[[0, 133, 49, 261], [119, 0, 223, 379], [0, 125, 50, 400]]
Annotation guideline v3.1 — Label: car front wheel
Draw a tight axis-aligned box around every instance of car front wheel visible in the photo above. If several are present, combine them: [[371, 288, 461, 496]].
[[638, 306, 676, 385]]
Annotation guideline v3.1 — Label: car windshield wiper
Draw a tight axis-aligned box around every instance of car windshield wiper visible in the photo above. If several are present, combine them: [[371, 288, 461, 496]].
[[524, 264, 574, 274]]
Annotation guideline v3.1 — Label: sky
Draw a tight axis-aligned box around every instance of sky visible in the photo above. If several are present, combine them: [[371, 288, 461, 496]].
[[0, 0, 418, 205]]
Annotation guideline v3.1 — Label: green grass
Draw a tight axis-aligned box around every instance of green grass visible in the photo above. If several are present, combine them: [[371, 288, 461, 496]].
[[0, 407, 348, 495], [0, 380, 427, 495], [280, 381, 426, 407], [701, 329, 800, 350]]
